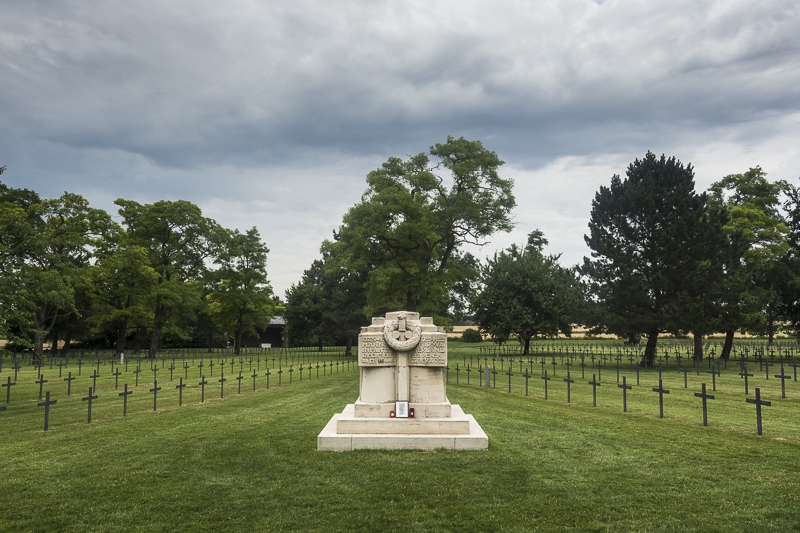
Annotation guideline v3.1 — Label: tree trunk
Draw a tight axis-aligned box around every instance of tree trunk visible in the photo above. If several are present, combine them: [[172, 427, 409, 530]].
[[523, 337, 531, 355], [692, 332, 703, 361], [767, 316, 775, 344], [61, 334, 72, 356], [318, 336, 323, 352], [643, 328, 658, 366], [345, 336, 353, 357], [148, 300, 167, 358], [34, 332, 46, 362], [115, 316, 130, 355], [234, 324, 243, 356], [721, 329, 734, 360]]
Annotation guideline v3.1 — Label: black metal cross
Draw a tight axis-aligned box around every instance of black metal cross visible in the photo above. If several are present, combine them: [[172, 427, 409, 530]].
[[746, 387, 771, 436], [694, 383, 715, 427], [176, 377, 186, 406], [763, 359, 773, 380], [707, 366, 720, 392], [652, 379, 670, 419], [466, 365, 471, 385], [209, 360, 215, 377], [478, 365, 484, 386], [618, 376, 632, 412], [564, 371, 574, 403], [150, 380, 161, 411], [491, 366, 498, 389], [680, 365, 689, 389], [588, 374, 601, 407], [219, 372, 227, 398], [119, 384, 133, 416], [90, 370, 100, 392], [542, 370, 550, 400], [266, 368, 271, 389], [3, 376, 16, 404], [252, 370, 258, 392], [236, 371, 243, 394], [739, 366, 753, 395], [506, 367, 513, 393], [774, 365, 791, 399], [112, 368, 122, 390], [199, 376, 208, 403], [278, 367, 283, 386], [38, 391, 57, 431], [289, 366, 294, 385], [82, 387, 99, 424], [36, 373, 48, 400]]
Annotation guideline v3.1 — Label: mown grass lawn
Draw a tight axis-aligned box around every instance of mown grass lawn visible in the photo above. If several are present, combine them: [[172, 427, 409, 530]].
[[2, 357, 800, 532]]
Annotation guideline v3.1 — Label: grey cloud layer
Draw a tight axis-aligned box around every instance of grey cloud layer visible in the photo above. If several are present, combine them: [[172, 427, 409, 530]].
[[1, 0, 798, 294]]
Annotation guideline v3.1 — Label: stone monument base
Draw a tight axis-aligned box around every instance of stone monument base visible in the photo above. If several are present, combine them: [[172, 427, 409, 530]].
[[317, 404, 489, 451]]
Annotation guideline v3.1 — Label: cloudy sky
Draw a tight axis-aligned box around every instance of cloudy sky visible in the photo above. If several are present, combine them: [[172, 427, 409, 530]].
[[2, 0, 799, 296]]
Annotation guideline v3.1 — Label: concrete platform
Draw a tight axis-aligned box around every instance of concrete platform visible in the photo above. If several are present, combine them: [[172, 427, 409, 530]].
[[317, 404, 489, 451]]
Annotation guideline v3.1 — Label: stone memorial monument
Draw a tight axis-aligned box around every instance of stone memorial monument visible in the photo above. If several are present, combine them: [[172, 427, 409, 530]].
[[317, 311, 488, 451]]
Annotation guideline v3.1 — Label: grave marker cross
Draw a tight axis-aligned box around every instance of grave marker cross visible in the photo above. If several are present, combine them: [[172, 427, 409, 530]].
[[506, 367, 513, 393], [774, 366, 791, 399], [3, 376, 16, 404], [112, 368, 122, 390], [746, 388, 771, 436], [82, 387, 99, 423], [693, 383, 715, 427], [119, 384, 133, 416], [150, 380, 161, 411], [37, 391, 56, 431], [589, 374, 601, 407], [199, 376, 208, 403], [564, 371, 574, 403], [237, 371, 243, 394], [739, 367, 753, 395], [618, 376, 632, 412], [252, 370, 258, 392], [176, 377, 186, 406], [652, 379, 670, 419], [219, 373, 226, 398], [542, 370, 550, 400], [36, 373, 48, 400], [707, 366, 720, 392]]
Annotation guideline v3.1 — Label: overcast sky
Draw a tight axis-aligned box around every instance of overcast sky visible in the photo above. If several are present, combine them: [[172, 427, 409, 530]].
[[2, 0, 799, 297]]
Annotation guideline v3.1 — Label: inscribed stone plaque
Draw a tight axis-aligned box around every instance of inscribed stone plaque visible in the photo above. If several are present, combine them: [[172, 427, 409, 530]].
[[408, 335, 447, 367], [358, 335, 396, 366]]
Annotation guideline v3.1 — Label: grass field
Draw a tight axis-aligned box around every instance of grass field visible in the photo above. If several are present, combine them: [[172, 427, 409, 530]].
[[2, 344, 800, 532]]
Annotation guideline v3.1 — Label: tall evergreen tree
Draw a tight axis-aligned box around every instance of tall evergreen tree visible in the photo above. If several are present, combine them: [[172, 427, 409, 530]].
[[583, 152, 707, 364]]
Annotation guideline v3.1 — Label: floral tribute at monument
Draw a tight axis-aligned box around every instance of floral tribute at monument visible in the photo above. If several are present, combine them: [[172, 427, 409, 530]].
[[318, 311, 488, 451]]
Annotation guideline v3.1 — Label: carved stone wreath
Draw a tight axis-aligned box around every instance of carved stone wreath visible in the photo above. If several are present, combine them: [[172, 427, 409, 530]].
[[383, 313, 421, 352]]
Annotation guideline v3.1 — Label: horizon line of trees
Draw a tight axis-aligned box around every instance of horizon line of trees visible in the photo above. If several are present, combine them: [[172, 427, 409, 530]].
[[4, 140, 800, 365], [0, 166, 279, 359], [285, 141, 800, 364]]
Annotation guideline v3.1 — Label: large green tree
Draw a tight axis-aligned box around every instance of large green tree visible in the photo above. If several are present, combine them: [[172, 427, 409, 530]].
[[87, 227, 157, 355], [582, 152, 708, 364], [116, 199, 216, 357], [206, 227, 278, 355], [329, 136, 515, 319], [0, 187, 111, 357], [472, 230, 581, 354], [285, 245, 367, 354], [708, 167, 788, 350]]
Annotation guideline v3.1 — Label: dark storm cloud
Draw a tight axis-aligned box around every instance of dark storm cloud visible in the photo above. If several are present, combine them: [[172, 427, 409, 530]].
[[1, 0, 798, 293]]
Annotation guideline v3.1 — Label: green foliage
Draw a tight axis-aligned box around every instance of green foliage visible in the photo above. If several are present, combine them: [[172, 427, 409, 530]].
[[116, 199, 217, 356], [206, 227, 279, 354], [328, 136, 514, 318], [460, 327, 483, 342], [582, 152, 708, 362], [0, 184, 112, 356], [285, 246, 367, 353], [472, 230, 581, 353], [709, 168, 789, 343]]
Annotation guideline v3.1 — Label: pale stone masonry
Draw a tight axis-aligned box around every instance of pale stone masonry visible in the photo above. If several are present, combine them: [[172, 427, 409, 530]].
[[318, 311, 488, 451]]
